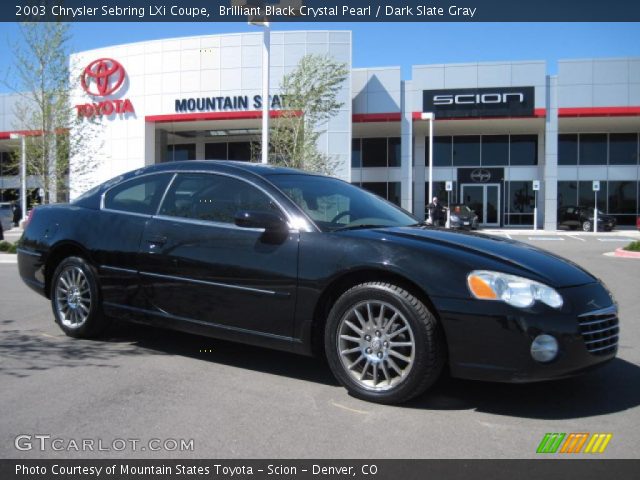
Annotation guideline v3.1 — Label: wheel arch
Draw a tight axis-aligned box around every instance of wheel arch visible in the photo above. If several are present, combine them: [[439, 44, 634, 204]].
[[309, 268, 444, 358], [44, 241, 94, 299]]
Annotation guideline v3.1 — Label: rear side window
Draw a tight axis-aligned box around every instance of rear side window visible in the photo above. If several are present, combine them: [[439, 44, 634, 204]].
[[159, 173, 279, 224], [103, 173, 172, 215]]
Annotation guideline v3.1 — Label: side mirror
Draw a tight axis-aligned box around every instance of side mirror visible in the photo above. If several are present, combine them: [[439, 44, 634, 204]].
[[234, 210, 288, 233]]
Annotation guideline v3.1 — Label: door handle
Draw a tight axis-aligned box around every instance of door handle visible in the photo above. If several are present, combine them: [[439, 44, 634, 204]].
[[146, 235, 167, 246]]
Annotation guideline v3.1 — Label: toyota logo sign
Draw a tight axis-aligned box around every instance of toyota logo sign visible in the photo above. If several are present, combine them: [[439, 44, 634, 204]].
[[470, 169, 491, 183], [81, 58, 125, 97]]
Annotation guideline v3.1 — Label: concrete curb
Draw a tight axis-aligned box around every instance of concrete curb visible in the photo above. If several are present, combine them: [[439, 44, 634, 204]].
[[614, 248, 640, 258], [0, 253, 17, 264]]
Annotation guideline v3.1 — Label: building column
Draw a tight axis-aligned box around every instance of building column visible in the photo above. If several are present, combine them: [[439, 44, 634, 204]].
[[145, 124, 161, 165], [400, 80, 413, 213], [543, 75, 559, 230]]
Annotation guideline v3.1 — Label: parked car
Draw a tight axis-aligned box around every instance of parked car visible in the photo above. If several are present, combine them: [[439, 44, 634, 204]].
[[558, 205, 616, 232], [18, 161, 619, 404], [448, 203, 479, 230], [0, 202, 14, 232]]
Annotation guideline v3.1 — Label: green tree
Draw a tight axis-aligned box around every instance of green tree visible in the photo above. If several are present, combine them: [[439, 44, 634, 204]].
[[4, 22, 100, 203], [253, 53, 349, 175]]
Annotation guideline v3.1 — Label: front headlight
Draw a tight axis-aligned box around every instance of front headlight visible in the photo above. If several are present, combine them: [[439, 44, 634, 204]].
[[450, 215, 459, 222], [467, 270, 563, 309]]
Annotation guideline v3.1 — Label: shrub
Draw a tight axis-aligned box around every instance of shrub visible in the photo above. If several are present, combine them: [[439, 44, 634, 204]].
[[0, 241, 11, 252], [623, 241, 640, 252]]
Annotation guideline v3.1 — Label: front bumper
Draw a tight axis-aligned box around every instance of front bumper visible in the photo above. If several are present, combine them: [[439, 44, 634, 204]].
[[433, 282, 618, 383]]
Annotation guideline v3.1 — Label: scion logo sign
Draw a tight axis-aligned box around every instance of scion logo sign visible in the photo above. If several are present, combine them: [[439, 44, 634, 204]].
[[423, 87, 535, 119], [470, 169, 492, 183], [76, 58, 135, 119]]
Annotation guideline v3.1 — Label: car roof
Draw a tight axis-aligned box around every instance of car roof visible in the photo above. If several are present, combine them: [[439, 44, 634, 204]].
[[147, 160, 311, 178]]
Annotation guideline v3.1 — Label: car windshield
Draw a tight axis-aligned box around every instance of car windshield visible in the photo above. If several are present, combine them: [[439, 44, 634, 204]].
[[451, 205, 473, 215], [267, 173, 418, 232]]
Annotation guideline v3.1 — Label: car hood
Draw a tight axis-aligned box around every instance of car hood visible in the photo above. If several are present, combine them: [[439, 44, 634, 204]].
[[367, 226, 596, 288]]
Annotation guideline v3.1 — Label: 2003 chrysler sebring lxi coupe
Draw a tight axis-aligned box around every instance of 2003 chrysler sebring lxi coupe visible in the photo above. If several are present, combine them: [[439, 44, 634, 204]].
[[17, 161, 619, 404]]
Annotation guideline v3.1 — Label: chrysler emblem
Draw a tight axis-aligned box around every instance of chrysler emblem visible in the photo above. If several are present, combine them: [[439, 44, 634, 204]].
[[470, 169, 491, 183]]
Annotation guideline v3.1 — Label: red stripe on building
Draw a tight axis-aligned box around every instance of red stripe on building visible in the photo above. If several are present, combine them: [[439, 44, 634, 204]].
[[145, 110, 301, 123], [558, 106, 640, 117], [352, 113, 402, 123], [0, 129, 44, 139]]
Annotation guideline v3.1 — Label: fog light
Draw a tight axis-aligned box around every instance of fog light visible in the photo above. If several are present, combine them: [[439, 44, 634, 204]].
[[531, 334, 558, 363]]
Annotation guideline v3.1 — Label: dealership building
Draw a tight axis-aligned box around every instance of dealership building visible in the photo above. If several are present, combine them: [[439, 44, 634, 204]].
[[1, 30, 639, 229]]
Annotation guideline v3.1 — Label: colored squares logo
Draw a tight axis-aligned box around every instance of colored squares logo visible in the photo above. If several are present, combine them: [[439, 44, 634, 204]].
[[537, 433, 612, 454]]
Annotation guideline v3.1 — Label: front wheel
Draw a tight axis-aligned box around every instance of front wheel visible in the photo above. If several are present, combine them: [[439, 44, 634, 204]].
[[325, 282, 444, 404], [582, 220, 592, 232], [51, 256, 109, 338]]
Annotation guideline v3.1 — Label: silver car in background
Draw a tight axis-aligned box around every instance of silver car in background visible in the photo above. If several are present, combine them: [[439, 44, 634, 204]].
[[0, 202, 14, 232]]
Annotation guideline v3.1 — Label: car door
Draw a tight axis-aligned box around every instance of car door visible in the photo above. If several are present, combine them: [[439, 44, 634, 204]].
[[94, 172, 173, 310], [137, 172, 299, 338]]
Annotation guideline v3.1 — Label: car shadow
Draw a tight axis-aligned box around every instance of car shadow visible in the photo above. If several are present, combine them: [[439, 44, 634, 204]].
[[103, 321, 340, 387], [404, 358, 640, 419], [4, 319, 638, 419], [106, 323, 640, 419]]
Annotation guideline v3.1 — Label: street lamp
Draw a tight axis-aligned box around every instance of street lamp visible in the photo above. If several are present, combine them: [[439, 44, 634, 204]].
[[421, 112, 435, 203], [9, 132, 27, 224], [237, 0, 302, 164], [249, 20, 271, 165]]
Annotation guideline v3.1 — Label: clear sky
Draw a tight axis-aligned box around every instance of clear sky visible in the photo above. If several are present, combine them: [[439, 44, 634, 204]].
[[1, 22, 639, 93]]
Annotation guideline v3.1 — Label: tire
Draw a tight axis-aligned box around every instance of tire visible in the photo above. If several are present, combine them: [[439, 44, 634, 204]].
[[51, 256, 109, 338], [324, 282, 444, 404], [582, 220, 592, 232]]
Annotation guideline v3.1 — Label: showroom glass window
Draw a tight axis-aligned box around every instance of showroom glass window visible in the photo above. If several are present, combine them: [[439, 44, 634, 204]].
[[557, 181, 578, 208], [481, 135, 509, 166], [558, 134, 578, 165], [352, 139, 362, 167], [505, 181, 534, 225], [359, 138, 401, 168], [205, 143, 227, 160], [578, 181, 606, 211], [387, 137, 401, 167], [167, 144, 196, 162], [452, 136, 480, 166], [103, 173, 173, 215], [509, 135, 538, 166], [579, 134, 607, 165], [361, 138, 387, 167], [608, 181, 638, 225], [609, 133, 639, 165], [430, 136, 453, 167], [159, 173, 279, 224]]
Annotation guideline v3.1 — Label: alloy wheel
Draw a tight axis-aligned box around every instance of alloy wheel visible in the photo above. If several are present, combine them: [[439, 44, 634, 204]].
[[55, 266, 92, 328], [336, 300, 415, 391]]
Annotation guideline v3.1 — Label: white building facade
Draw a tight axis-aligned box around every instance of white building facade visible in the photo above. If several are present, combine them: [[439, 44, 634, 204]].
[[0, 30, 639, 228]]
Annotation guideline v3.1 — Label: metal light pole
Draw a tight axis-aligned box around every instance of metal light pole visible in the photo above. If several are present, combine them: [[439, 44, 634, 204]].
[[248, 19, 271, 164], [260, 22, 270, 164], [10, 133, 27, 224], [421, 112, 435, 203]]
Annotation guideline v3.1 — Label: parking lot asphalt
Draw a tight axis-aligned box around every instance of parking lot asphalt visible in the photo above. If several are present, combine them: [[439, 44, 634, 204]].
[[0, 232, 639, 459]]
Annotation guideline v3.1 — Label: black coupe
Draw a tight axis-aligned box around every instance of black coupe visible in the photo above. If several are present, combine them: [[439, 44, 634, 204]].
[[558, 205, 617, 232], [18, 161, 619, 404]]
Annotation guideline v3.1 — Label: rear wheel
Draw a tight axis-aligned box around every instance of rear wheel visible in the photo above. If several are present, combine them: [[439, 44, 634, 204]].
[[325, 282, 444, 404], [51, 256, 109, 338]]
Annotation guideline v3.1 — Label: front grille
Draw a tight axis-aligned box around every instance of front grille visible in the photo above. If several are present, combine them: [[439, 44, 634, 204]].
[[578, 307, 619, 356]]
